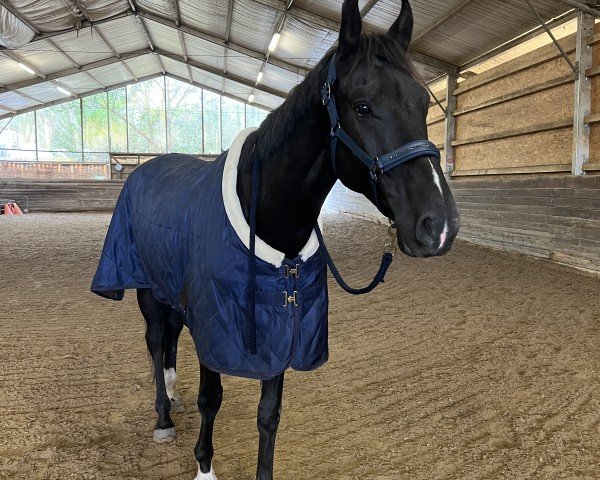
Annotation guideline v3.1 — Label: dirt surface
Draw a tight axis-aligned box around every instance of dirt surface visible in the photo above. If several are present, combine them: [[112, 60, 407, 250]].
[[1, 212, 600, 480]]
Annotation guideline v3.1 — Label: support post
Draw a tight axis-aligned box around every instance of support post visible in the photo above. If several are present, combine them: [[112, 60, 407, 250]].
[[573, 11, 594, 175], [444, 74, 458, 176]]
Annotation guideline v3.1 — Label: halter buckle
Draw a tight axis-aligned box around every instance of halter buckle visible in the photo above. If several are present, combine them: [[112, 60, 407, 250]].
[[370, 163, 383, 181], [330, 122, 340, 138]]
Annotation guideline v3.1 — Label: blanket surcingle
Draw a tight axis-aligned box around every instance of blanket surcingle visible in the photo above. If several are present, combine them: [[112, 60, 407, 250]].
[[91, 128, 329, 380]]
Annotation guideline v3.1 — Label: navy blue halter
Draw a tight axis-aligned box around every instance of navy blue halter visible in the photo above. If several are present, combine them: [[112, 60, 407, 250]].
[[321, 53, 441, 207]]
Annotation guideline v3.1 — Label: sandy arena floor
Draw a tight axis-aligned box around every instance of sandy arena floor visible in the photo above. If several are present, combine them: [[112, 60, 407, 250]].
[[1, 212, 600, 479]]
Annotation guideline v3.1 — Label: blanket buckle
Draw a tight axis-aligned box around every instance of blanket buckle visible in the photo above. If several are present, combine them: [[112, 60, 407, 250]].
[[283, 291, 298, 307], [285, 264, 300, 278]]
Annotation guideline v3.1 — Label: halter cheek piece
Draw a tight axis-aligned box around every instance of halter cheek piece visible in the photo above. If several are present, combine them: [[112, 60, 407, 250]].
[[320, 53, 441, 207]]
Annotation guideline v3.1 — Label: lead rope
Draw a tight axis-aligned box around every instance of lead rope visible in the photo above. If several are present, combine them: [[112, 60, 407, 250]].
[[248, 151, 260, 355], [315, 222, 397, 295]]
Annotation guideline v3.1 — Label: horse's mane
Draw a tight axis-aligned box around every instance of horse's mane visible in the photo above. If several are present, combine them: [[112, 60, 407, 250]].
[[249, 32, 420, 160]]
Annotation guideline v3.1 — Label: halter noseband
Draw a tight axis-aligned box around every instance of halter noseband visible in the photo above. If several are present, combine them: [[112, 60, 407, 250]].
[[321, 53, 441, 205]]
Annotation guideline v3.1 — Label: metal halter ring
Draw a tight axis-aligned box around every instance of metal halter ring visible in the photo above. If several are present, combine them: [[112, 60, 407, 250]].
[[383, 221, 398, 256]]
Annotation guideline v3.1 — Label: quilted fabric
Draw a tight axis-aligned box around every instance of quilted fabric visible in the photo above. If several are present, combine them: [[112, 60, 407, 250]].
[[91, 130, 329, 380]]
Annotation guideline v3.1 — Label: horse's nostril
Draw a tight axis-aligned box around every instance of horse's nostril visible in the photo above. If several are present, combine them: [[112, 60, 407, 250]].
[[415, 215, 435, 247]]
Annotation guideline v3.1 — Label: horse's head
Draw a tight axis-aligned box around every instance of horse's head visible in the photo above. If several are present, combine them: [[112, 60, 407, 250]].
[[330, 0, 459, 257]]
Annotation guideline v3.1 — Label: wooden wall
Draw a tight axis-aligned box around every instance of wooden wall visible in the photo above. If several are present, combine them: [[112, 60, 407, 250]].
[[0, 179, 123, 212], [429, 36, 578, 176], [453, 174, 600, 273]]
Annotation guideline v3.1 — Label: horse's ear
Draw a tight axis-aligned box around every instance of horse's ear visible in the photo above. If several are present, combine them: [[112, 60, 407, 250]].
[[338, 0, 361, 54], [388, 0, 413, 50]]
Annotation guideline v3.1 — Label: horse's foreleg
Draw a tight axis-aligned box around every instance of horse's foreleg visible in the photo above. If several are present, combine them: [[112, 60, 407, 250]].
[[164, 308, 185, 412], [137, 288, 176, 443], [256, 372, 285, 480], [194, 364, 223, 480]]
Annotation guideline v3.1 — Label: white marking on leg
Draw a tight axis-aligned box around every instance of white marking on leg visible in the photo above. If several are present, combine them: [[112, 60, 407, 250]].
[[164, 368, 180, 401], [195, 462, 218, 480], [428, 158, 444, 196]]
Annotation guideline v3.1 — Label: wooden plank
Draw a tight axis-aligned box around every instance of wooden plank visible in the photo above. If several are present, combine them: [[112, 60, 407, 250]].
[[583, 162, 600, 171], [454, 75, 574, 117], [455, 84, 573, 140], [452, 118, 573, 147], [451, 164, 572, 177], [455, 35, 576, 95]]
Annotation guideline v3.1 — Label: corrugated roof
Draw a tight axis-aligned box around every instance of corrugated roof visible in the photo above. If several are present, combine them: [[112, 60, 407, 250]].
[[0, 0, 585, 120]]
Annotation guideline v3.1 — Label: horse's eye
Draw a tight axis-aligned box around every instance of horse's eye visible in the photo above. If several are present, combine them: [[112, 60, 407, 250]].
[[354, 104, 371, 117]]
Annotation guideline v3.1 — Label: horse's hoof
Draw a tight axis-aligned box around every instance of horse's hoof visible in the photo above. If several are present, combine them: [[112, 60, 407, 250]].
[[194, 462, 217, 480], [170, 398, 185, 413], [153, 427, 176, 443]]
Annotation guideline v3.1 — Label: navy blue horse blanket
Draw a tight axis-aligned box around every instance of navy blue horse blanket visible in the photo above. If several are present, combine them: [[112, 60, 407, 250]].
[[91, 128, 329, 380]]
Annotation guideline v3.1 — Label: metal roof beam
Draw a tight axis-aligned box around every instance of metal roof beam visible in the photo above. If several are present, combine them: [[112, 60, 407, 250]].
[[170, 0, 182, 26], [136, 15, 156, 51], [45, 37, 106, 89], [0, 11, 135, 51], [94, 25, 140, 81], [0, 0, 41, 35], [165, 72, 273, 111], [360, 0, 382, 17], [138, 9, 308, 76], [251, 0, 339, 30], [250, 0, 458, 75], [0, 50, 150, 94], [158, 48, 287, 98], [0, 72, 165, 121], [413, 0, 476, 43], [225, 0, 235, 43], [409, 51, 459, 75], [0, 103, 17, 114], [12, 90, 43, 104], [178, 30, 189, 61], [560, 0, 600, 17]]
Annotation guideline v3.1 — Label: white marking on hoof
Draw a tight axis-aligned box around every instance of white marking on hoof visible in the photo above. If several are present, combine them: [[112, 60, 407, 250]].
[[153, 427, 176, 443], [164, 368, 181, 402], [194, 462, 217, 480]]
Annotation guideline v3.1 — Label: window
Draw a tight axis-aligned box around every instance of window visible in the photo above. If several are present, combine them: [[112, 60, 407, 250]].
[[36, 100, 82, 162], [83, 93, 109, 157], [203, 90, 221, 154], [246, 105, 269, 128], [166, 77, 203, 154], [108, 88, 127, 152], [0, 113, 36, 162], [127, 78, 166, 153], [221, 97, 245, 150]]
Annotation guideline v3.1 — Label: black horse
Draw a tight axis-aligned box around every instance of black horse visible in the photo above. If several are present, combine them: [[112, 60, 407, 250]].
[[102, 1, 459, 478]]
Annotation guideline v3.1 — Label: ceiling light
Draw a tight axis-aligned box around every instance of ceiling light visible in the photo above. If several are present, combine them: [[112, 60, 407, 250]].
[[17, 62, 35, 75], [268, 32, 281, 52], [56, 86, 72, 96], [248, 94, 255, 103], [256, 71, 264, 83]]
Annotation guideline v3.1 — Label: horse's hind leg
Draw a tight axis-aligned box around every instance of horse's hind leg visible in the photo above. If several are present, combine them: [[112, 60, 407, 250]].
[[194, 364, 222, 480], [164, 308, 185, 413], [137, 288, 176, 443], [256, 372, 285, 480]]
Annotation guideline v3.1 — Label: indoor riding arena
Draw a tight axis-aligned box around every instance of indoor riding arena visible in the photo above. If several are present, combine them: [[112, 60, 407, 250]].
[[1, 1, 600, 479]]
